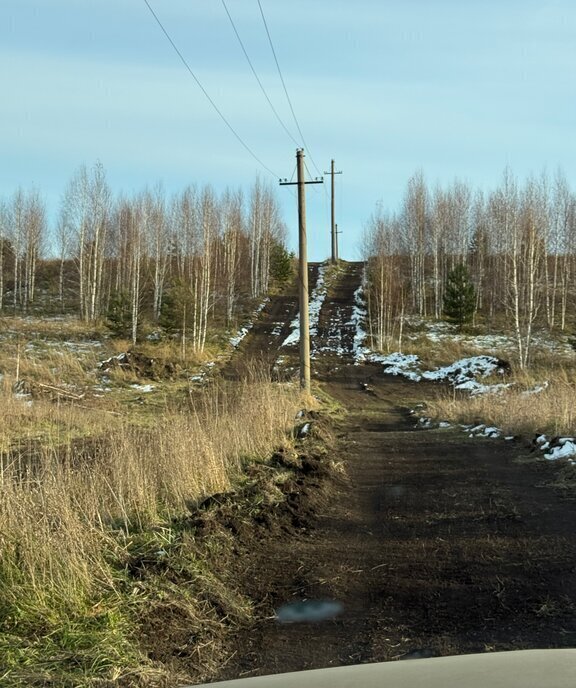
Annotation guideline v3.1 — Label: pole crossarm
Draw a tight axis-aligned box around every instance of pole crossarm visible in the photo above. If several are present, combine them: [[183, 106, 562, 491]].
[[279, 180, 324, 185]]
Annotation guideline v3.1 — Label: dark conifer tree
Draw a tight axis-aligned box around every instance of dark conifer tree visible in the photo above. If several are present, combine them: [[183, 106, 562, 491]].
[[443, 264, 476, 327]]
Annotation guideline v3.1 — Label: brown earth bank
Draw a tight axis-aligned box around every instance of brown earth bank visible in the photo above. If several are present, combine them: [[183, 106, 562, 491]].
[[208, 363, 576, 682]]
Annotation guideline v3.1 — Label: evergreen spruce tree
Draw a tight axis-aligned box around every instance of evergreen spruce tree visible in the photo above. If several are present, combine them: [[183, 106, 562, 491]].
[[269, 241, 294, 287], [443, 264, 476, 327], [106, 290, 132, 339]]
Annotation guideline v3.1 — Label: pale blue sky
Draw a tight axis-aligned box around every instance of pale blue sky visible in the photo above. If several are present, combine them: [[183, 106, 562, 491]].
[[2, 0, 575, 260]]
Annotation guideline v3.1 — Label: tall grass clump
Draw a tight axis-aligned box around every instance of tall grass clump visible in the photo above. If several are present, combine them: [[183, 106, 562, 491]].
[[0, 373, 301, 685], [429, 367, 576, 438]]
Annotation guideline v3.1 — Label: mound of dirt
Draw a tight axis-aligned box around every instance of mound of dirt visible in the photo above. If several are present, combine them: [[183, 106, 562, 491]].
[[99, 351, 177, 379], [133, 415, 341, 684]]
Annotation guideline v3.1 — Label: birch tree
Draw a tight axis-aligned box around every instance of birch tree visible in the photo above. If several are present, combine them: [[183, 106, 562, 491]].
[[7, 188, 26, 311], [402, 171, 429, 316], [143, 185, 169, 321], [220, 188, 243, 326], [22, 189, 45, 309], [61, 162, 111, 320]]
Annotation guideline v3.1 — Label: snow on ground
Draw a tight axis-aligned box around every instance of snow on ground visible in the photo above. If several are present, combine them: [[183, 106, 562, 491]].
[[313, 304, 348, 357], [404, 317, 575, 356], [368, 352, 423, 381], [189, 361, 217, 386], [414, 415, 576, 465], [351, 277, 370, 362], [282, 318, 301, 347], [24, 339, 103, 355], [545, 440, 576, 461], [229, 297, 270, 349], [309, 267, 327, 337], [282, 265, 328, 348], [130, 384, 155, 393], [367, 352, 513, 395]]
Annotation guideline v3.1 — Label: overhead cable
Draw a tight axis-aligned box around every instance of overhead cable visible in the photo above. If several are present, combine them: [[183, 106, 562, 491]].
[[221, 0, 300, 148], [142, 0, 279, 178], [257, 0, 323, 179]]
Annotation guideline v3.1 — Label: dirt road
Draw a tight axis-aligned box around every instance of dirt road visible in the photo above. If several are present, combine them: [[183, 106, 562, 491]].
[[215, 262, 576, 680]]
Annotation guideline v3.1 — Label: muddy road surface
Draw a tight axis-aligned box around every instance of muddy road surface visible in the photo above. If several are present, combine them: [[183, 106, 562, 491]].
[[214, 262, 576, 680]]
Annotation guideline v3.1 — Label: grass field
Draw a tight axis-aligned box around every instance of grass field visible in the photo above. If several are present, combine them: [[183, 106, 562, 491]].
[[0, 316, 304, 686]]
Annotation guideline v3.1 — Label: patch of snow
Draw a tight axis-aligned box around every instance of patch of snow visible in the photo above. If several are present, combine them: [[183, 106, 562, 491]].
[[350, 277, 370, 362], [308, 266, 328, 337], [422, 355, 504, 385], [130, 384, 155, 393], [368, 352, 423, 381], [229, 298, 269, 348], [370, 352, 515, 396], [282, 266, 328, 348], [230, 326, 250, 348], [522, 381, 549, 396], [438, 421, 451, 428], [401, 319, 575, 357], [298, 422, 311, 438], [544, 441, 576, 461], [464, 423, 503, 439], [282, 321, 300, 347]]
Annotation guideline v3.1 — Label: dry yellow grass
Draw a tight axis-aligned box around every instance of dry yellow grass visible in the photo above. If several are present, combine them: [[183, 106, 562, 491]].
[[0, 371, 303, 684], [0, 314, 305, 683], [429, 367, 576, 437]]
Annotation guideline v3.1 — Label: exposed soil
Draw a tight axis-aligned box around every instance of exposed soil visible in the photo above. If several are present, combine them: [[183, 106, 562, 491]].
[[209, 261, 576, 681]]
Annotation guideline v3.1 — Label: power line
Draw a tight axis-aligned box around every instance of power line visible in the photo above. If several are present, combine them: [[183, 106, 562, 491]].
[[221, 0, 300, 148], [142, 0, 279, 179], [257, 0, 323, 178]]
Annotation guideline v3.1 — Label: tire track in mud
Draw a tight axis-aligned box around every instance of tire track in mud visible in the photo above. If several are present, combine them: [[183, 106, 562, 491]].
[[215, 261, 576, 679]]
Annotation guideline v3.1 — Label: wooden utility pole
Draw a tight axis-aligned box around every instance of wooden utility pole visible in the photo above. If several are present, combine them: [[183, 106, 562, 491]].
[[280, 149, 324, 393], [324, 159, 342, 263]]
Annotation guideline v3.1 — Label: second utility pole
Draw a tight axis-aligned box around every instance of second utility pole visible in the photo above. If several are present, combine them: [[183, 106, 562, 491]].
[[324, 159, 342, 263], [280, 149, 323, 393]]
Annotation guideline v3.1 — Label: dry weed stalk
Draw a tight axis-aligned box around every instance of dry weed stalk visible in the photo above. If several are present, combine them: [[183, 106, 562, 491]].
[[430, 368, 576, 437], [0, 370, 301, 680]]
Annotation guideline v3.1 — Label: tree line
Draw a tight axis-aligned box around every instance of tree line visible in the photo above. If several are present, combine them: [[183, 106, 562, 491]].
[[0, 162, 292, 350], [364, 168, 576, 367]]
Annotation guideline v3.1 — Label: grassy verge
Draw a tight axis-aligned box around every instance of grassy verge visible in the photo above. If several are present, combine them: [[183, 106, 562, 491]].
[[0, 317, 307, 685], [427, 361, 576, 438]]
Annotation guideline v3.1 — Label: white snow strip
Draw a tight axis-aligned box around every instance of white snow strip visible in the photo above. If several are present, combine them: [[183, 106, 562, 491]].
[[230, 326, 250, 348], [130, 384, 155, 393], [350, 277, 370, 362], [229, 298, 269, 348], [282, 266, 328, 348], [282, 321, 300, 347], [370, 352, 516, 395], [522, 381, 549, 396], [544, 441, 576, 461]]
